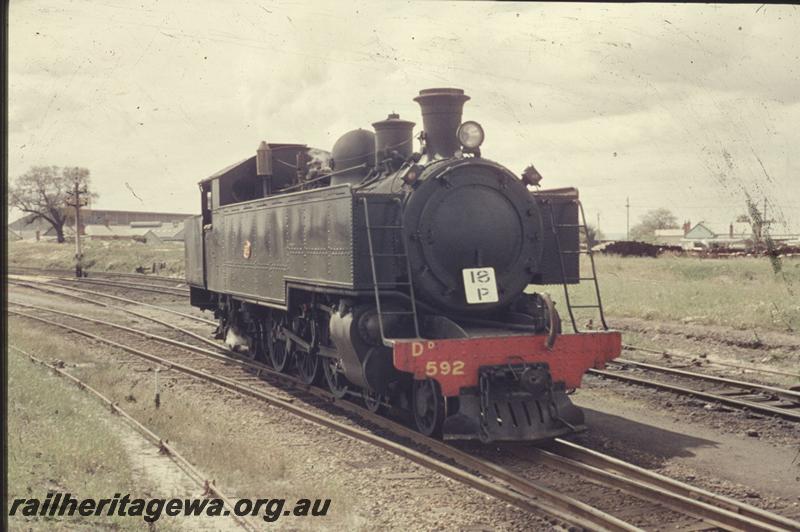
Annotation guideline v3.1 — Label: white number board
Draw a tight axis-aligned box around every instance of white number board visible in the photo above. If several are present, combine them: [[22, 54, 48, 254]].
[[462, 267, 499, 304]]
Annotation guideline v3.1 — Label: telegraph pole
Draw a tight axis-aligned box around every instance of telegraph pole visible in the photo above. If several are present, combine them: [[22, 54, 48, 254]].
[[65, 178, 89, 277], [761, 198, 775, 243], [625, 197, 630, 240], [74, 179, 83, 278]]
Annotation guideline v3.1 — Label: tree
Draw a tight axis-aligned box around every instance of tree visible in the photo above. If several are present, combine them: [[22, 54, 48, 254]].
[[8, 166, 96, 243], [629, 208, 679, 242], [581, 224, 605, 247]]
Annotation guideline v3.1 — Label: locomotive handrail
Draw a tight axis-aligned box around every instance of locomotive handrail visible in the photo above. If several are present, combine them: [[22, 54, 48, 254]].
[[361, 196, 422, 343], [431, 157, 515, 181], [546, 199, 578, 332], [577, 200, 609, 330], [546, 198, 609, 333], [277, 162, 369, 193]]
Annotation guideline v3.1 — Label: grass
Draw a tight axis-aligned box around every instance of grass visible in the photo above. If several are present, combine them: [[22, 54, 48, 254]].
[[549, 254, 800, 333], [7, 239, 185, 276], [9, 239, 800, 332], [8, 318, 367, 531], [7, 323, 173, 531]]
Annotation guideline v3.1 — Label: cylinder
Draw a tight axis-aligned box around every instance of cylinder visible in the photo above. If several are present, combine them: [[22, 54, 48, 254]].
[[372, 113, 415, 166], [413, 88, 470, 160]]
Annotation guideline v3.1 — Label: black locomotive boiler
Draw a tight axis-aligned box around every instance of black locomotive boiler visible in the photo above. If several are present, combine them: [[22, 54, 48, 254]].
[[184, 88, 621, 442]]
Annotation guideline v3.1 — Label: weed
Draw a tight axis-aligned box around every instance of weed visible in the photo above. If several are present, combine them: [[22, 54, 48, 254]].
[[7, 328, 171, 530]]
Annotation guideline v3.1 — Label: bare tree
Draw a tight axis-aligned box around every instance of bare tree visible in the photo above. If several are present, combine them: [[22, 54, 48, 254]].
[[629, 208, 679, 242], [581, 224, 605, 247], [8, 166, 96, 243]]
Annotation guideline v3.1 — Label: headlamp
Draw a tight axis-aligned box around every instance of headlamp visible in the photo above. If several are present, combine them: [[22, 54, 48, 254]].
[[457, 121, 485, 150]]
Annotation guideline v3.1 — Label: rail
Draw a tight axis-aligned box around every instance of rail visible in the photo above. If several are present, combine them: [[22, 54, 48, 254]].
[[9, 281, 799, 531], [7, 303, 634, 531], [8, 345, 259, 532]]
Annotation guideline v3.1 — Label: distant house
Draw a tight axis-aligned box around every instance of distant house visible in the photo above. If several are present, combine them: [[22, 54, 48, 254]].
[[682, 222, 753, 250], [7, 228, 22, 242], [142, 222, 185, 245], [653, 228, 685, 245], [7, 216, 54, 241], [683, 222, 715, 241], [8, 209, 193, 241], [83, 224, 144, 240], [79, 209, 191, 227]]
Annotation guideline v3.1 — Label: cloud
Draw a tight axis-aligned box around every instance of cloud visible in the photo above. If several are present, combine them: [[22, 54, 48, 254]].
[[7, 1, 800, 233]]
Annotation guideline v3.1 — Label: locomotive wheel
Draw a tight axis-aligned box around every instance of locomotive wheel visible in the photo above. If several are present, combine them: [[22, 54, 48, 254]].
[[413, 379, 445, 437], [267, 316, 291, 372], [322, 357, 349, 399], [296, 351, 321, 385], [362, 389, 385, 414], [293, 316, 321, 385]]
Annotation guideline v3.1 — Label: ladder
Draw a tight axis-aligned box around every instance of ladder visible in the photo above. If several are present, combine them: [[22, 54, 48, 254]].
[[547, 199, 608, 333], [361, 196, 422, 345]]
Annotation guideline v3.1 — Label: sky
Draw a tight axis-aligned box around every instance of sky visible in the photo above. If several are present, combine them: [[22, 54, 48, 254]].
[[8, 1, 800, 236]]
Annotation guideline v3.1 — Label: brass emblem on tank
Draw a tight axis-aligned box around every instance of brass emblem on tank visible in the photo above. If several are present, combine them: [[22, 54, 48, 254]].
[[243, 240, 252, 259]]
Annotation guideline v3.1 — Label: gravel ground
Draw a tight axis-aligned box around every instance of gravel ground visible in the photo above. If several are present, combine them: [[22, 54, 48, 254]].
[[562, 315, 800, 521], [568, 385, 800, 520], [608, 316, 800, 352], [8, 285, 559, 531], [610, 316, 800, 386], [454, 441, 700, 531], [9, 280, 800, 528], [586, 366, 800, 447]]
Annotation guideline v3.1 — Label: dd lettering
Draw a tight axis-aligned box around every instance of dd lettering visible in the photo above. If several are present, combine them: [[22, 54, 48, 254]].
[[470, 270, 491, 301]]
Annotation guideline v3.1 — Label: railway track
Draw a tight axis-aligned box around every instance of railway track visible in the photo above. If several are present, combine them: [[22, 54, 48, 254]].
[[591, 358, 800, 422], [621, 343, 800, 380], [8, 281, 799, 531], [8, 266, 182, 284], [10, 269, 799, 385], [517, 439, 800, 530], [8, 345, 257, 532], [9, 266, 188, 297], [12, 274, 800, 423], [52, 276, 189, 297], [7, 301, 632, 531], [7, 278, 216, 325]]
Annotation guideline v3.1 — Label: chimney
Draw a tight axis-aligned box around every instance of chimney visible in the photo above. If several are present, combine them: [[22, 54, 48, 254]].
[[413, 88, 470, 160]]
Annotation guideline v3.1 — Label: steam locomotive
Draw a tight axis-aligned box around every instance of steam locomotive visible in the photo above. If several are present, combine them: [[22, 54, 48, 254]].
[[184, 88, 621, 442]]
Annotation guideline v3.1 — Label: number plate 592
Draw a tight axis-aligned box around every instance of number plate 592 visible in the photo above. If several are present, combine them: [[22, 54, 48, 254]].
[[425, 361, 465, 376]]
